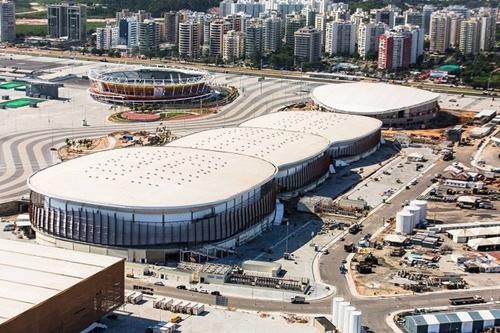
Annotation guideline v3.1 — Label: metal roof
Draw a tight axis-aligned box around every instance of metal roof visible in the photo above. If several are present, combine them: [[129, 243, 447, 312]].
[[239, 111, 382, 146], [168, 127, 330, 171], [27, 147, 277, 210], [0, 239, 123, 325], [310, 82, 440, 115]]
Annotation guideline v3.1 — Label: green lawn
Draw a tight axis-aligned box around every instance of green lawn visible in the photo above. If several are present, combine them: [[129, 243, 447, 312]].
[[16, 22, 107, 37]]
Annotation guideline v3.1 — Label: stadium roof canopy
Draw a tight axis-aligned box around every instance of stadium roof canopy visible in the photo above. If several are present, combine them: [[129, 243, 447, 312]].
[[310, 82, 440, 115], [168, 127, 330, 170], [28, 147, 277, 210], [239, 111, 382, 145]]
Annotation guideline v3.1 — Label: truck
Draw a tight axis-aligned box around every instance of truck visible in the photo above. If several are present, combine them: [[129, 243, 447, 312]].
[[126, 291, 143, 304], [449, 296, 485, 305], [348, 224, 360, 234], [290, 296, 306, 304], [344, 242, 355, 253]]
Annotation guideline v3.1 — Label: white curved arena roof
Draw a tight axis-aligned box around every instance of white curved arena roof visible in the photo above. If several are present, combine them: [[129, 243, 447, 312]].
[[310, 82, 440, 115], [240, 111, 382, 145], [27, 147, 276, 210], [168, 128, 330, 170]]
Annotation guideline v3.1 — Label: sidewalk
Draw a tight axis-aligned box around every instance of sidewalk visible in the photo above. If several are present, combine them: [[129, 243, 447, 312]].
[[127, 264, 334, 302]]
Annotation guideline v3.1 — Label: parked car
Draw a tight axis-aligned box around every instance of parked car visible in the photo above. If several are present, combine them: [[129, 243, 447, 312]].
[[210, 291, 221, 296], [176, 285, 187, 290]]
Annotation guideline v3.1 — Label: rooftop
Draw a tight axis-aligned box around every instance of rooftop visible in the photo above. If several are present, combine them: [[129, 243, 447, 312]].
[[0, 239, 123, 325], [27, 147, 277, 210], [168, 127, 330, 170], [311, 83, 440, 115], [239, 111, 382, 145]]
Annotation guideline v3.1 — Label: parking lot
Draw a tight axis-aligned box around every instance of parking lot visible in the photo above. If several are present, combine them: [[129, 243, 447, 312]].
[[104, 298, 316, 333]]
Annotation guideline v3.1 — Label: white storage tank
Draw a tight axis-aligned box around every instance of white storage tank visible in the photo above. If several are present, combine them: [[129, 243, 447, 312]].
[[410, 200, 427, 222], [332, 297, 344, 326], [403, 205, 419, 229], [348, 310, 362, 333], [396, 211, 414, 234], [342, 306, 356, 333], [408, 205, 421, 227], [337, 301, 349, 331]]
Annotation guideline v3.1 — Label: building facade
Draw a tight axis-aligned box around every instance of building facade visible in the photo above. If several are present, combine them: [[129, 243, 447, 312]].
[[378, 30, 412, 70], [357, 22, 386, 59], [0, 0, 15, 42], [324, 20, 356, 56], [223, 30, 245, 62], [48, 3, 87, 41], [179, 20, 201, 58], [294, 26, 322, 62], [245, 19, 263, 59], [163, 11, 179, 45]]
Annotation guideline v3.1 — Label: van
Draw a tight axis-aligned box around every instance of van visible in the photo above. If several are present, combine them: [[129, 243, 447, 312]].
[[3, 224, 15, 232]]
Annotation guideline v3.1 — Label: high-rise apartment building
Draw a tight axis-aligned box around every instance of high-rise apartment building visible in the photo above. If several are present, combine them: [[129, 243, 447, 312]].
[[395, 25, 424, 64], [459, 18, 480, 55], [163, 11, 179, 45], [0, 0, 15, 42], [285, 13, 306, 47], [245, 19, 263, 58], [324, 20, 356, 56], [48, 3, 87, 41], [404, 9, 423, 28], [179, 20, 200, 58], [357, 22, 387, 59], [378, 30, 411, 70], [294, 26, 322, 62], [223, 30, 245, 61], [429, 11, 451, 53], [95, 25, 117, 50], [263, 15, 282, 53], [422, 5, 434, 34], [371, 5, 398, 28], [478, 14, 496, 51], [209, 19, 231, 57], [138, 20, 160, 54]]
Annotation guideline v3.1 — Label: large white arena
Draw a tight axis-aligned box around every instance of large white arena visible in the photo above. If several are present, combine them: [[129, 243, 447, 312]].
[[27, 111, 384, 260], [28, 147, 277, 262], [168, 127, 331, 196], [310, 82, 440, 128], [240, 111, 383, 162]]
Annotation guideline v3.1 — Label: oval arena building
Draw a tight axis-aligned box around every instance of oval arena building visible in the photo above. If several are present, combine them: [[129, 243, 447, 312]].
[[310, 82, 440, 128], [168, 127, 332, 197], [88, 67, 214, 105], [240, 111, 383, 162], [28, 147, 277, 262]]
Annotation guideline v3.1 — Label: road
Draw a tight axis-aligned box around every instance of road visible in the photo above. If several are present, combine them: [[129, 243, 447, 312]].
[[125, 142, 500, 332], [1, 48, 495, 97]]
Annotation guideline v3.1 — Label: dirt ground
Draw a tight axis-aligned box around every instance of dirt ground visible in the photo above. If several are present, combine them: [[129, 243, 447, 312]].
[[427, 201, 500, 224], [58, 130, 153, 161], [351, 201, 500, 297]]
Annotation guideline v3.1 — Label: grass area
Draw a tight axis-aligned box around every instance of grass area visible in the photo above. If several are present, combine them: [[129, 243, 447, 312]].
[[16, 22, 107, 37], [16, 11, 47, 19], [0, 81, 26, 90], [0, 98, 43, 108]]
